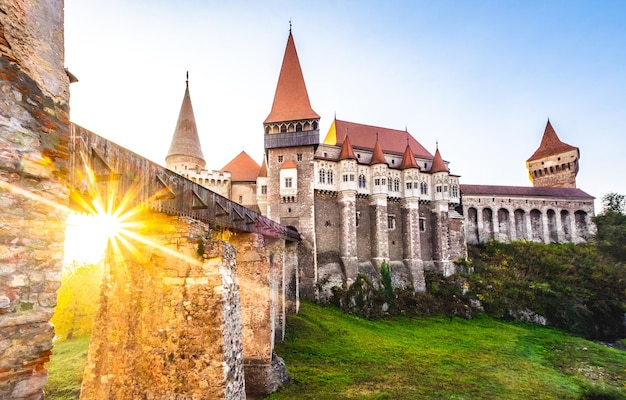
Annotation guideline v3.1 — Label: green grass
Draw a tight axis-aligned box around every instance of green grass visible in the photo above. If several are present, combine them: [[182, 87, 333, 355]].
[[44, 336, 90, 400], [268, 301, 626, 399]]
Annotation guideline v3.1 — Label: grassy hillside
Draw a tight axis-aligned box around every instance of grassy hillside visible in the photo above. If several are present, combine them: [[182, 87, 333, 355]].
[[268, 301, 626, 399]]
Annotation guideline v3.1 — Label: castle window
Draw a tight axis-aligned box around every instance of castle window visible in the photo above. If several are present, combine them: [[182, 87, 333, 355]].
[[297, 153, 303, 161], [382, 178, 386, 186], [296, 123, 303, 132], [261, 185, 267, 194], [452, 185, 458, 198], [313, 121, 318, 130], [394, 178, 400, 191], [444, 185, 448, 192], [375, 178, 381, 186], [319, 169, 326, 184], [280, 125, 287, 133], [419, 218, 426, 232], [387, 215, 396, 230], [356, 211, 361, 227], [343, 174, 349, 182], [357, 154, 361, 158], [420, 182, 428, 195], [285, 177, 292, 188], [406, 182, 412, 190], [387, 179, 393, 191], [278, 155, 284, 163], [238, 195, 243, 203], [350, 174, 355, 181], [358, 174, 366, 188], [436, 185, 442, 193], [327, 170, 334, 184]]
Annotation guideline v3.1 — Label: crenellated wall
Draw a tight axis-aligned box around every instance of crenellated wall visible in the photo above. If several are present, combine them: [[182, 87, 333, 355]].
[[0, 1, 70, 399]]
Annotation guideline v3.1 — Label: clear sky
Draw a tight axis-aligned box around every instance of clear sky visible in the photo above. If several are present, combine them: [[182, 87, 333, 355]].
[[64, 0, 626, 212]]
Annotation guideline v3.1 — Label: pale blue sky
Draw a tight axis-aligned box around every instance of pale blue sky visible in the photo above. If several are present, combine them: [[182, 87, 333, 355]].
[[65, 1, 626, 211]]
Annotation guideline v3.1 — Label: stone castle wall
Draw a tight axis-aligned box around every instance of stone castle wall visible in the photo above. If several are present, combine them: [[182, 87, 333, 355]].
[[0, 1, 70, 399]]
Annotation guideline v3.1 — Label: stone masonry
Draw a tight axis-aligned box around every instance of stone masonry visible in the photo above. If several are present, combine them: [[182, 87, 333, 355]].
[[81, 213, 246, 399], [0, 1, 70, 399]]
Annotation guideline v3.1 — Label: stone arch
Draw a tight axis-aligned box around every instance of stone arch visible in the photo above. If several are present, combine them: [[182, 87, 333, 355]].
[[547, 209, 558, 243], [561, 210, 571, 241], [514, 209, 527, 240], [574, 210, 589, 240], [530, 209, 543, 242], [497, 208, 511, 242], [482, 208, 494, 240], [467, 207, 479, 244]]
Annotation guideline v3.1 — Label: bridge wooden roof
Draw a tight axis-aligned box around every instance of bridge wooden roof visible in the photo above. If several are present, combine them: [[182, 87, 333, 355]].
[[264, 33, 320, 124]]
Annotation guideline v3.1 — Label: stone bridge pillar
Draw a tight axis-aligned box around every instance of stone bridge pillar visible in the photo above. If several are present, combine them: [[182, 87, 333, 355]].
[[230, 233, 290, 399], [0, 1, 70, 399], [81, 213, 245, 399]]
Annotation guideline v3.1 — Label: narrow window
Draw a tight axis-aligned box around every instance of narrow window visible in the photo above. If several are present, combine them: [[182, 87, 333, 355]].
[[261, 185, 267, 194], [327, 171, 334, 184], [297, 153, 303, 161], [387, 215, 396, 230], [278, 155, 283, 163], [285, 177, 292, 188]]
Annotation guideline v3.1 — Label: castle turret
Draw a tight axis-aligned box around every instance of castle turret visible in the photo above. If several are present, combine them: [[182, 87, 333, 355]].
[[337, 134, 358, 283], [369, 136, 389, 268], [166, 74, 206, 174], [527, 120, 579, 188], [264, 30, 320, 299], [400, 141, 425, 291], [429, 146, 455, 275]]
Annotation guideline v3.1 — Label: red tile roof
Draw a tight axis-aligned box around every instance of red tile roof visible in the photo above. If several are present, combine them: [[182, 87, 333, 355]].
[[166, 79, 205, 165], [527, 120, 578, 161], [400, 143, 420, 169], [338, 134, 357, 160], [280, 160, 297, 169], [370, 138, 387, 165], [460, 184, 594, 199], [264, 33, 320, 124], [429, 148, 448, 173], [330, 119, 433, 160], [220, 151, 260, 182]]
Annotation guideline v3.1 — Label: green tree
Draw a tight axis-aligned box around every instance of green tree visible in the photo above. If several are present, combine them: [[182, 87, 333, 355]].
[[593, 193, 626, 262]]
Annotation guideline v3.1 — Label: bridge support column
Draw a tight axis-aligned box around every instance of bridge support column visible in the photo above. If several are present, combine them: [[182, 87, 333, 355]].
[[231, 233, 289, 399], [81, 213, 245, 399]]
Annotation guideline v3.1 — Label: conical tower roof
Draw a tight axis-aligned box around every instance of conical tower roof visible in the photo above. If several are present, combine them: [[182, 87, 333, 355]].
[[370, 135, 387, 165], [338, 133, 357, 160], [527, 120, 578, 161], [166, 76, 205, 168], [430, 147, 448, 173], [258, 156, 268, 178], [264, 32, 320, 124], [220, 151, 261, 182], [400, 140, 420, 169]]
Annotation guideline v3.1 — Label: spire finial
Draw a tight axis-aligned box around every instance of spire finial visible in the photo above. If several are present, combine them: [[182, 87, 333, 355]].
[[186, 70, 189, 88], [289, 18, 292, 33], [436, 140, 439, 149]]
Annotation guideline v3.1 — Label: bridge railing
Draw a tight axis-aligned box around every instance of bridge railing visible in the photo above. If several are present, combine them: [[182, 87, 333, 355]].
[[68, 123, 300, 242]]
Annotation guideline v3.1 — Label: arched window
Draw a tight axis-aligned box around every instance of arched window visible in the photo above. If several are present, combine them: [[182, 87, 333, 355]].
[[387, 178, 393, 191], [319, 169, 325, 184], [358, 174, 366, 188], [420, 182, 428, 195], [327, 170, 334, 184]]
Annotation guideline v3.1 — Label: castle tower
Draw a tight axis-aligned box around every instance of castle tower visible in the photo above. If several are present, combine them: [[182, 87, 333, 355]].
[[337, 134, 358, 283], [400, 141, 425, 292], [256, 157, 269, 216], [430, 147, 454, 275], [369, 137, 389, 268], [527, 120, 579, 188], [263, 31, 320, 299], [166, 74, 206, 173]]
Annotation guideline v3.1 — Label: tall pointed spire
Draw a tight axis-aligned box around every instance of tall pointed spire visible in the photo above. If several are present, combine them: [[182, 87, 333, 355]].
[[166, 74, 205, 170], [527, 119, 578, 162], [430, 147, 448, 173], [264, 32, 320, 124]]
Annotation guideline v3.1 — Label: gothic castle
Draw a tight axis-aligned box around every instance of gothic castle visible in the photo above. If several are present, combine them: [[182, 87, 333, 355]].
[[165, 32, 595, 298]]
